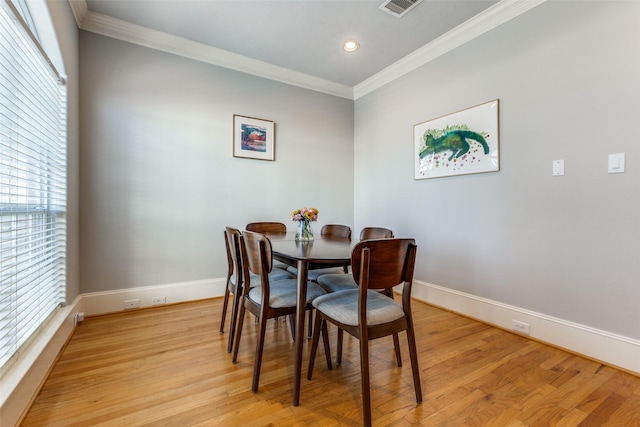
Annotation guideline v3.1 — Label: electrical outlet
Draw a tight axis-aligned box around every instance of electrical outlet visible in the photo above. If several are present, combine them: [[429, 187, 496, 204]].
[[124, 299, 140, 309], [512, 320, 530, 335], [151, 296, 166, 305]]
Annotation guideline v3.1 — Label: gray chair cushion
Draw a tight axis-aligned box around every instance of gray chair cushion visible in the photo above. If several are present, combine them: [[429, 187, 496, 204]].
[[312, 289, 404, 326], [317, 273, 357, 293], [273, 260, 290, 270], [287, 266, 345, 281], [248, 267, 291, 288], [248, 279, 326, 309]]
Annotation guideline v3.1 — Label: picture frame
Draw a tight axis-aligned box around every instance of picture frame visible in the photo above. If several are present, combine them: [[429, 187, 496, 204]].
[[414, 99, 499, 180], [233, 114, 275, 161]]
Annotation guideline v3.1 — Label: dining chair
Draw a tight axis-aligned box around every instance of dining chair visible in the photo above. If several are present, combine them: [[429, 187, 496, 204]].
[[232, 230, 329, 393], [307, 238, 422, 427], [245, 221, 287, 236], [220, 227, 291, 354], [359, 226, 394, 240], [247, 221, 318, 337], [316, 227, 398, 359], [286, 224, 352, 280], [317, 227, 395, 293], [321, 224, 352, 239], [245, 222, 289, 270]]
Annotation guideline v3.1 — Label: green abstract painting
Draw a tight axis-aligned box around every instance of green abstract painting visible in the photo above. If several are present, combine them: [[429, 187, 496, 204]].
[[414, 100, 499, 179]]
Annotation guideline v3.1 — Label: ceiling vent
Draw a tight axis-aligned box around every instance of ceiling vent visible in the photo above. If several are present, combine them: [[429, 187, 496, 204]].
[[379, 0, 423, 18]]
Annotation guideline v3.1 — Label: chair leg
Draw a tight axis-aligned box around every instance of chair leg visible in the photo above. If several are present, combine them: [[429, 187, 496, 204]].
[[219, 285, 230, 333], [252, 311, 269, 393], [384, 288, 402, 366], [231, 302, 246, 363], [392, 333, 402, 367], [227, 289, 242, 353], [405, 324, 423, 403], [308, 309, 314, 338], [288, 314, 295, 341], [336, 328, 344, 365], [321, 318, 332, 371], [359, 338, 372, 427], [307, 311, 323, 380]]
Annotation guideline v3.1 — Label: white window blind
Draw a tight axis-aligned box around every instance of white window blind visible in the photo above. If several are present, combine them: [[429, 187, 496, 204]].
[[0, 1, 66, 372]]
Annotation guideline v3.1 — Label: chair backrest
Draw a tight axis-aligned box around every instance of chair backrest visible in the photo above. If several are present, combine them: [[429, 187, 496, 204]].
[[321, 224, 352, 239], [246, 222, 287, 236], [359, 227, 394, 240], [225, 226, 243, 283], [351, 238, 416, 292], [240, 230, 273, 283]]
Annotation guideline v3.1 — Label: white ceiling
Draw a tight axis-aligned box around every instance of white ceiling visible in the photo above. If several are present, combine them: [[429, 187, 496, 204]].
[[69, 0, 546, 99]]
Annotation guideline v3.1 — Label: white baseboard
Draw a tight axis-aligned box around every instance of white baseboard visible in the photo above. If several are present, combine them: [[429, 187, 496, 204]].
[[81, 278, 227, 316], [412, 280, 640, 375], [81, 277, 640, 375]]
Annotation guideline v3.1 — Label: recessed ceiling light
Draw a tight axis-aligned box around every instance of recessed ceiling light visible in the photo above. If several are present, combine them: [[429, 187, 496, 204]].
[[343, 40, 360, 52]]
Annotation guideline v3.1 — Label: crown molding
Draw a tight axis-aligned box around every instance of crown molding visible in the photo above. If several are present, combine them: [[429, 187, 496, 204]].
[[68, 0, 88, 27], [70, 2, 353, 99], [68, 0, 546, 101], [353, 0, 548, 99]]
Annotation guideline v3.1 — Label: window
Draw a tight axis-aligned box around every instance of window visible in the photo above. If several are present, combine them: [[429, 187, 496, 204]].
[[0, 0, 66, 373]]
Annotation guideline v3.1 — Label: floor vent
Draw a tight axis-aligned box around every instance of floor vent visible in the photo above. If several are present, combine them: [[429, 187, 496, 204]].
[[379, 0, 423, 18]]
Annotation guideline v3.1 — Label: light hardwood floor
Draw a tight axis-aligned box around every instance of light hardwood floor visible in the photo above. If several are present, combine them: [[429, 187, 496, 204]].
[[21, 298, 640, 426]]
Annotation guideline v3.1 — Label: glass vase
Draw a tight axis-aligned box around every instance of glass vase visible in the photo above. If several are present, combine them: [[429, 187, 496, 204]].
[[295, 221, 314, 241]]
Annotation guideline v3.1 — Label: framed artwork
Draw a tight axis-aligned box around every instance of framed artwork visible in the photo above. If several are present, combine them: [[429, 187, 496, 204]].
[[414, 99, 499, 179], [233, 114, 275, 161]]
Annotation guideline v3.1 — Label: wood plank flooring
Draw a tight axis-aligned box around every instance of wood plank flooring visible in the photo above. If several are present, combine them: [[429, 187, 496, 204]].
[[21, 298, 640, 426]]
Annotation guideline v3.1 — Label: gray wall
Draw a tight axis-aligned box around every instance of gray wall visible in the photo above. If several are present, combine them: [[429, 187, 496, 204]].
[[79, 32, 354, 293], [354, 1, 640, 340]]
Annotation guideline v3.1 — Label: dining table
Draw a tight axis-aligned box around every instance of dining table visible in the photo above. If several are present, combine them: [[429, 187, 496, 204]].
[[270, 233, 354, 406]]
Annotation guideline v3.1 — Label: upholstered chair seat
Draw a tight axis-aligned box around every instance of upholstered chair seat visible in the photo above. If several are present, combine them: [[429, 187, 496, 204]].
[[248, 278, 325, 309], [316, 272, 358, 293], [249, 268, 291, 286], [312, 289, 404, 326], [287, 266, 345, 281]]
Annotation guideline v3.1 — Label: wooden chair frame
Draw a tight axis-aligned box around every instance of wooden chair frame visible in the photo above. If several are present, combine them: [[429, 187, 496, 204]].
[[245, 221, 287, 236], [219, 227, 244, 353], [359, 226, 394, 240], [320, 224, 352, 239]]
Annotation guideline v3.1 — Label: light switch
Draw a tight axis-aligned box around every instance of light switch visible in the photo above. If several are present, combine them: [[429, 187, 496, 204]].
[[553, 160, 564, 176], [608, 153, 625, 174]]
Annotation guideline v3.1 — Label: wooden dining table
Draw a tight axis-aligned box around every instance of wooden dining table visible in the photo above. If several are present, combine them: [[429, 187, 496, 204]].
[[270, 233, 354, 406]]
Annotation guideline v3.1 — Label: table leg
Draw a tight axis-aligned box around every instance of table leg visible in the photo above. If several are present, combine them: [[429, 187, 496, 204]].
[[293, 259, 308, 406]]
